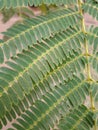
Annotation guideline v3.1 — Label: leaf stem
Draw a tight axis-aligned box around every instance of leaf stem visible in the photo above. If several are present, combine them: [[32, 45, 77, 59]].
[[78, 0, 96, 129], [78, 0, 92, 80]]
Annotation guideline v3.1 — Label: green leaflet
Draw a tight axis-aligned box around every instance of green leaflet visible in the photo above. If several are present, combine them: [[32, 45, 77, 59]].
[[83, 0, 98, 20], [58, 105, 94, 130], [0, 100, 5, 118], [91, 83, 98, 102], [0, 0, 77, 9], [5, 76, 90, 130], [0, 26, 86, 124], [87, 26, 98, 72], [0, 0, 98, 130], [0, 47, 4, 63], [0, 7, 82, 62]]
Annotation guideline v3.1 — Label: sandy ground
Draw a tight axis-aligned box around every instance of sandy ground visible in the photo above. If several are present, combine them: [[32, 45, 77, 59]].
[[84, 13, 98, 26], [0, 14, 20, 39]]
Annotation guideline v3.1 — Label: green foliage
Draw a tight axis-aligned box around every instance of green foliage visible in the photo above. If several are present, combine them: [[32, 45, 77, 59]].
[[58, 105, 94, 130], [0, 0, 77, 9], [0, 7, 81, 63], [83, 0, 98, 20], [0, 0, 98, 130]]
